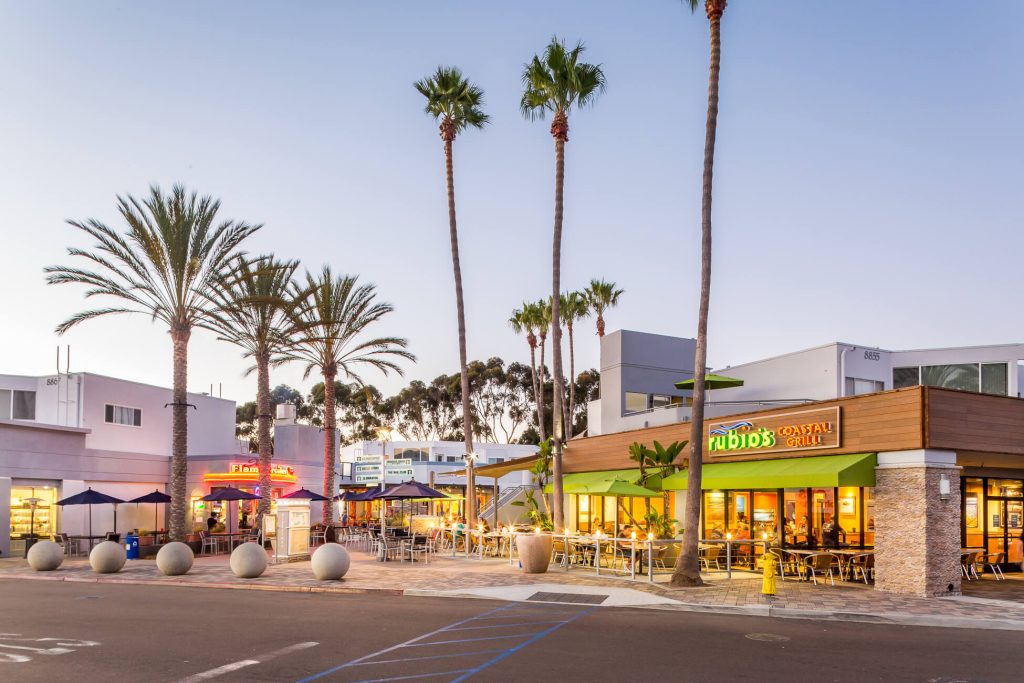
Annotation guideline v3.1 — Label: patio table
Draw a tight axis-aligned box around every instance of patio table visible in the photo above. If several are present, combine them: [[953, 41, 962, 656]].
[[68, 535, 106, 553]]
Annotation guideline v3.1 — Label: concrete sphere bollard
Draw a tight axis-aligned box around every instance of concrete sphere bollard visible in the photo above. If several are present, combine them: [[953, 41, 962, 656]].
[[27, 540, 64, 571], [311, 543, 350, 581], [89, 540, 127, 574], [230, 542, 268, 579], [156, 542, 194, 576]]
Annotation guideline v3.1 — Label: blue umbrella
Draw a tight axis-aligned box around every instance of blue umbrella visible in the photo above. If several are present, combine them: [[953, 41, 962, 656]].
[[281, 487, 329, 502], [57, 487, 125, 540], [128, 490, 171, 536], [202, 487, 261, 536]]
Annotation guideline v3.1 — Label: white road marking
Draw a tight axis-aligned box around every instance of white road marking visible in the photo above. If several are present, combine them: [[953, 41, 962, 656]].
[[176, 641, 318, 682], [0, 634, 101, 663]]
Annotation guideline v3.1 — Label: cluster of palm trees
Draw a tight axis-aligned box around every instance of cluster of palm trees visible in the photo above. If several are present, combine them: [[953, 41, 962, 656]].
[[416, 0, 730, 588], [45, 186, 414, 539], [508, 278, 623, 443]]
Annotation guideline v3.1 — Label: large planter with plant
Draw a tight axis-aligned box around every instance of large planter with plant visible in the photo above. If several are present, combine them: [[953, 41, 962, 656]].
[[516, 532, 553, 573]]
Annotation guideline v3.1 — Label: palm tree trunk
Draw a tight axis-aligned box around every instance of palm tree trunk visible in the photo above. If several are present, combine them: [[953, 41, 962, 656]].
[[528, 341, 542, 439], [538, 336, 547, 441], [444, 136, 476, 529], [596, 311, 605, 338], [169, 326, 190, 541], [322, 368, 337, 526], [673, 3, 724, 588], [256, 350, 272, 525], [550, 123, 568, 532], [567, 321, 576, 439]]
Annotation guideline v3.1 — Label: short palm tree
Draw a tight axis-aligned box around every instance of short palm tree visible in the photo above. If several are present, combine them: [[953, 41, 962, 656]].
[[509, 302, 543, 440], [584, 278, 624, 338], [415, 66, 489, 527], [673, 0, 728, 588], [559, 290, 590, 438], [521, 37, 606, 529], [283, 267, 414, 525], [44, 185, 259, 540], [205, 255, 299, 527]]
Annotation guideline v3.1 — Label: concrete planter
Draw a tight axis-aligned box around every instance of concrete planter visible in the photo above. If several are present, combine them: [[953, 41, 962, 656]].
[[516, 533, 553, 573]]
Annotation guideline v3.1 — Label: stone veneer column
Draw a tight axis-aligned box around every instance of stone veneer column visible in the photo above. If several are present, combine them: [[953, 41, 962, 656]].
[[874, 450, 961, 597]]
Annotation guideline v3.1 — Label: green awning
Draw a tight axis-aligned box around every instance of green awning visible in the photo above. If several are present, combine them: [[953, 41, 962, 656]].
[[661, 453, 877, 491], [544, 468, 665, 494], [674, 373, 744, 390], [569, 479, 660, 498]]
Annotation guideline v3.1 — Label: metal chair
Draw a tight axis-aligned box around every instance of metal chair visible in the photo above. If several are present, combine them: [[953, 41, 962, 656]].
[[847, 552, 875, 584], [404, 534, 429, 563], [310, 526, 327, 547], [200, 531, 221, 555], [699, 545, 722, 571], [802, 552, 839, 586], [982, 552, 1005, 580], [961, 551, 981, 580]]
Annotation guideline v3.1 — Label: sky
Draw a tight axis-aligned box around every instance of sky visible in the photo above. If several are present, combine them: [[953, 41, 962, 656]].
[[1, 1, 1022, 405]]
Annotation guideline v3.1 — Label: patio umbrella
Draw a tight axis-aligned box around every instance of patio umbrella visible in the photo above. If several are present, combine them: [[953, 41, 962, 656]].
[[374, 481, 448, 533], [57, 487, 125, 541], [127, 490, 171, 536], [201, 487, 261, 536], [281, 487, 329, 501], [674, 373, 744, 391]]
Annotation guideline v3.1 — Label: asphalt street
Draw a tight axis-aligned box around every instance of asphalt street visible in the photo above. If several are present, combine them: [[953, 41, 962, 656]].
[[0, 579, 1019, 682]]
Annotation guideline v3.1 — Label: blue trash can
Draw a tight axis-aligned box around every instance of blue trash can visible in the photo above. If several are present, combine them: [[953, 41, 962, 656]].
[[125, 534, 140, 560]]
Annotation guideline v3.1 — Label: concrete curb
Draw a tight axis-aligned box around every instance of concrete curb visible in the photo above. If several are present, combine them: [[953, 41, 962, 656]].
[[3, 573, 1023, 631]]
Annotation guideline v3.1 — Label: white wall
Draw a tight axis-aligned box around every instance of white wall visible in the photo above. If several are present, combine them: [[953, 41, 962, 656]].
[[712, 344, 841, 403]]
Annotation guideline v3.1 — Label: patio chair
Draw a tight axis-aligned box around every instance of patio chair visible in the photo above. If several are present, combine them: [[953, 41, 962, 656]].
[[699, 545, 722, 571], [847, 552, 875, 584], [802, 552, 839, 586], [961, 551, 981, 580], [981, 552, 1005, 580], [767, 548, 796, 579], [552, 538, 568, 566], [649, 544, 668, 570], [310, 526, 327, 547], [200, 531, 221, 555], [378, 535, 401, 562], [104, 532, 120, 543], [404, 534, 429, 564]]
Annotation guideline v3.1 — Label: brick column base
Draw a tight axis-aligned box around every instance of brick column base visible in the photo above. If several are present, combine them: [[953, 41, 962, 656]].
[[874, 450, 961, 597]]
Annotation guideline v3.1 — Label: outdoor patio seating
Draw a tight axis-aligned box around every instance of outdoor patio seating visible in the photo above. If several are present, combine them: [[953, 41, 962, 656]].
[[981, 552, 1005, 580], [847, 552, 875, 584], [402, 534, 429, 563], [200, 531, 224, 555], [961, 551, 981, 580], [801, 552, 839, 586], [56, 532, 81, 557], [310, 527, 327, 547], [699, 545, 722, 571]]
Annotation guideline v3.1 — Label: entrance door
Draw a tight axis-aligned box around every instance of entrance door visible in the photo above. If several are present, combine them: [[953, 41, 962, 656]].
[[985, 478, 1023, 571]]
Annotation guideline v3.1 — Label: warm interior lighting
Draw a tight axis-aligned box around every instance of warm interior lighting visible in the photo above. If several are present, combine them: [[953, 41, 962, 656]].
[[631, 531, 637, 539], [726, 532, 733, 540], [648, 532, 654, 541], [534, 526, 541, 534]]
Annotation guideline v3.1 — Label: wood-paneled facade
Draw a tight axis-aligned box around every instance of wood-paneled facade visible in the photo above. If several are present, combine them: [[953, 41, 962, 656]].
[[564, 386, 1024, 473]]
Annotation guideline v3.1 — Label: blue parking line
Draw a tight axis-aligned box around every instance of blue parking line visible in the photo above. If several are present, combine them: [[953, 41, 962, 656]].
[[441, 620, 568, 632], [346, 650, 506, 668], [352, 670, 471, 683], [449, 606, 597, 683]]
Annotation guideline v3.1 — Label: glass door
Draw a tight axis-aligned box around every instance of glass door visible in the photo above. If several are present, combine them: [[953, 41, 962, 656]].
[[986, 479, 1023, 571]]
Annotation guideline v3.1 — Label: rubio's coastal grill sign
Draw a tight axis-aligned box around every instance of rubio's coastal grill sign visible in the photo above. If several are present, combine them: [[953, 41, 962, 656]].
[[707, 407, 840, 457]]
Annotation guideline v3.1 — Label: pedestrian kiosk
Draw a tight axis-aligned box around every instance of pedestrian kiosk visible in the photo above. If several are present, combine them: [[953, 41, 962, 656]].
[[273, 497, 310, 562]]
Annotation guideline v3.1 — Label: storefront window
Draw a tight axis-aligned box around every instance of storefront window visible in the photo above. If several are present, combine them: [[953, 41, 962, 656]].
[[751, 491, 778, 542], [10, 486, 58, 554], [987, 479, 1023, 498], [863, 487, 875, 547], [783, 489, 809, 546], [837, 487, 860, 546], [703, 491, 726, 539]]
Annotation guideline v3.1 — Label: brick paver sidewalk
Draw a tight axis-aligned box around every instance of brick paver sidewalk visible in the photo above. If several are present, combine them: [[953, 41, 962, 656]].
[[3, 546, 1022, 627]]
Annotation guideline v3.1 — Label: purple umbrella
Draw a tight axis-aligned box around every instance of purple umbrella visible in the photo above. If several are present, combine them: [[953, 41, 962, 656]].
[[281, 487, 329, 502], [57, 487, 125, 540], [201, 487, 261, 536], [127, 489, 171, 536]]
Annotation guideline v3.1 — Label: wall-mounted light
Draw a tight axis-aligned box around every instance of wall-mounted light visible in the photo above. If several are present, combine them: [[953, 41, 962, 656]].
[[939, 472, 951, 501]]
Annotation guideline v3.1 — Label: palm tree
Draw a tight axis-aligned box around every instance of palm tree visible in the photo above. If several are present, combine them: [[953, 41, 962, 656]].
[[535, 298, 552, 440], [205, 255, 299, 528], [559, 290, 590, 438], [509, 303, 543, 440], [584, 278, 624, 338], [284, 267, 415, 525], [673, 0, 728, 588], [44, 185, 259, 540], [521, 37, 606, 530], [414, 66, 489, 528]]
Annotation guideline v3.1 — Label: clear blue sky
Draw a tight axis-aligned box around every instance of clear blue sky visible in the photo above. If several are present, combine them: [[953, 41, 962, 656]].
[[1, 1, 1021, 403]]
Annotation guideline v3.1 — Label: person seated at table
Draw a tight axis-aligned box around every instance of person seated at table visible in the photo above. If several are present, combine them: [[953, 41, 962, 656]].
[[206, 513, 218, 532], [709, 524, 724, 540], [239, 512, 251, 529], [732, 523, 750, 540], [619, 524, 635, 540], [822, 520, 845, 548]]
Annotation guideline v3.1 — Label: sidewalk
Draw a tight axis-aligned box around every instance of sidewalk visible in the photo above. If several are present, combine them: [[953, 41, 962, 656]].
[[2, 549, 1022, 631]]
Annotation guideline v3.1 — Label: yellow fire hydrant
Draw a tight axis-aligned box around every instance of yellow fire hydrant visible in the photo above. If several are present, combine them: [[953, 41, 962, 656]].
[[762, 550, 778, 597]]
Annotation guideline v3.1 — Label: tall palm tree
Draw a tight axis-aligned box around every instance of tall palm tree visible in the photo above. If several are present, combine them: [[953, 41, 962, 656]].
[[521, 37, 606, 530], [44, 185, 259, 540], [509, 303, 543, 440], [584, 278, 624, 338], [559, 290, 590, 438], [673, 0, 728, 588], [284, 267, 414, 525], [205, 255, 299, 528], [414, 66, 489, 527]]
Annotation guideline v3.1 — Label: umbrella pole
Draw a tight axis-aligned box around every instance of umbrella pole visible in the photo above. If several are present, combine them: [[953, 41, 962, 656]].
[[89, 505, 93, 546]]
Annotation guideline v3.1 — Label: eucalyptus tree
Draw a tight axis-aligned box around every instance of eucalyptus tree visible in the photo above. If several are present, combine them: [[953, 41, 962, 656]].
[[283, 267, 414, 524], [521, 37, 606, 529], [584, 278, 624, 338], [415, 65, 489, 527], [559, 290, 590, 438], [206, 255, 299, 525], [44, 185, 259, 540], [673, 0, 729, 588]]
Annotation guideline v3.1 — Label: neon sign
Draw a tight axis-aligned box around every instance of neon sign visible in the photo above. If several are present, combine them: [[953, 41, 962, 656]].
[[707, 407, 840, 456], [204, 462, 297, 483]]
